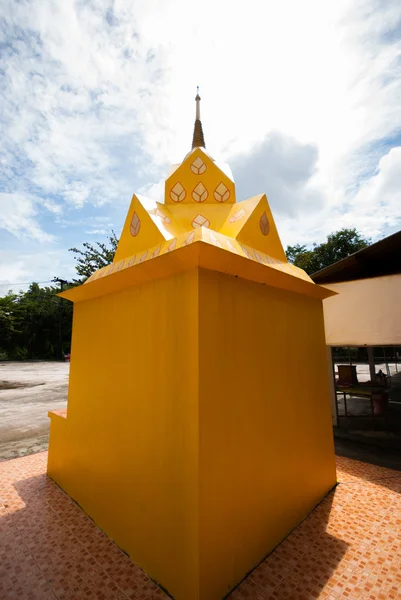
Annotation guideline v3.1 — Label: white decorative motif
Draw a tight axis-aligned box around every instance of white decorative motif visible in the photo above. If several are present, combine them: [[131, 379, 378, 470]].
[[213, 182, 230, 202], [130, 212, 141, 237], [209, 232, 223, 248], [166, 239, 177, 252], [190, 156, 207, 175], [127, 256, 136, 267], [192, 182, 208, 202], [150, 246, 161, 259], [170, 182, 186, 202], [182, 231, 195, 246], [192, 214, 210, 229], [150, 208, 172, 224], [139, 250, 148, 263], [225, 239, 237, 253], [240, 244, 254, 259], [260, 212, 270, 236], [228, 208, 246, 223], [116, 260, 125, 271], [253, 250, 263, 263]]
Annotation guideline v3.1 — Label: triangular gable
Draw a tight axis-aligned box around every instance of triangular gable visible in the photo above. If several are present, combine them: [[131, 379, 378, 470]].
[[113, 195, 183, 262], [220, 194, 287, 262], [165, 147, 236, 205]]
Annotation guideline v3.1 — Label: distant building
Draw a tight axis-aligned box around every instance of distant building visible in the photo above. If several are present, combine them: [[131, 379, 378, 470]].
[[312, 230, 401, 425]]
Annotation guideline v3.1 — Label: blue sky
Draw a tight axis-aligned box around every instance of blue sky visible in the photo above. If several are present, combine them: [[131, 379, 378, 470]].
[[0, 0, 400, 293]]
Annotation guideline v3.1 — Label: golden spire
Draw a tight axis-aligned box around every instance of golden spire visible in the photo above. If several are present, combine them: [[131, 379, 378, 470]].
[[191, 87, 206, 149]]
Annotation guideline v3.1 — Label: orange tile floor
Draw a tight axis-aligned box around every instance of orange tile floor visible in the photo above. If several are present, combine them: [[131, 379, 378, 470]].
[[0, 454, 400, 600]]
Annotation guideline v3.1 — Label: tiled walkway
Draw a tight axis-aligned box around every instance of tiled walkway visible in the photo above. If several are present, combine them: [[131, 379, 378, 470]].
[[0, 454, 400, 599]]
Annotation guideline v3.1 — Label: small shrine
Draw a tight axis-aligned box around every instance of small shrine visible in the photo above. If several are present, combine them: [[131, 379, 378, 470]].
[[48, 92, 336, 600]]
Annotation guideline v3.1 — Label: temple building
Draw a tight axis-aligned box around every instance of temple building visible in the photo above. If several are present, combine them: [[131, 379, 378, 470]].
[[48, 93, 336, 600]]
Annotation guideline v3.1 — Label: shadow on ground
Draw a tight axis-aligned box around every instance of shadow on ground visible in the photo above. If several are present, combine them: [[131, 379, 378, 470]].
[[0, 454, 349, 600], [228, 492, 348, 599], [0, 463, 167, 599]]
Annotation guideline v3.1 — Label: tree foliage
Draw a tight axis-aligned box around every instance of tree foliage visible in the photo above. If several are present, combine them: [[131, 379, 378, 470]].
[[0, 283, 73, 360], [286, 228, 370, 275], [0, 228, 371, 360], [69, 231, 118, 281], [0, 233, 118, 360]]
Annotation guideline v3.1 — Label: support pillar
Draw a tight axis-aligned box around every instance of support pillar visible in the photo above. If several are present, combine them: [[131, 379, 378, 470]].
[[326, 346, 337, 426], [367, 346, 376, 382]]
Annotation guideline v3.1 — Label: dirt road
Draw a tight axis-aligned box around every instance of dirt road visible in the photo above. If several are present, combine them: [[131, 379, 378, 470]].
[[0, 362, 68, 461]]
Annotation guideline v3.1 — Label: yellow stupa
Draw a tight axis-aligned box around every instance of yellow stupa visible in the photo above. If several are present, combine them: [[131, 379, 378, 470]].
[[48, 92, 336, 600]]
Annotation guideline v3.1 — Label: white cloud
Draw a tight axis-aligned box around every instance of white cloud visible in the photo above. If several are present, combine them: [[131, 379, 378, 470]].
[[231, 133, 322, 216], [274, 144, 401, 248], [40, 199, 63, 215], [0, 248, 76, 295], [0, 0, 400, 281], [85, 229, 109, 235], [345, 146, 401, 235], [138, 180, 165, 202], [0, 193, 54, 242]]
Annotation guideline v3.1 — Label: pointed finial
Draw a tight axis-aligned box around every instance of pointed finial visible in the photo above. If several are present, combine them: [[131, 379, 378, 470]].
[[195, 86, 201, 119], [192, 87, 205, 149]]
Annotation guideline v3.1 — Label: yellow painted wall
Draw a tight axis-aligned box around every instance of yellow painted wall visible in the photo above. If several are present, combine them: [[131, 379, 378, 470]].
[[49, 265, 336, 600], [198, 269, 336, 599], [48, 269, 200, 599]]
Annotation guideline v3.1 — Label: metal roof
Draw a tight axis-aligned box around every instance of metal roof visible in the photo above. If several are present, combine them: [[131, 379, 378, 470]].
[[311, 229, 401, 284]]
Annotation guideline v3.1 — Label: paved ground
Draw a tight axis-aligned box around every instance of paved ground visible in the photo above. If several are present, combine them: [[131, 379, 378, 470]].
[[0, 362, 68, 461], [1, 361, 401, 598], [334, 362, 401, 384], [2, 360, 401, 466], [335, 437, 401, 472], [0, 452, 400, 599]]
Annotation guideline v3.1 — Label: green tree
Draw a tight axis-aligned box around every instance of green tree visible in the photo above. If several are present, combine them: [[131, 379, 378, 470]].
[[0, 284, 73, 360], [286, 228, 370, 275], [0, 293, 21, 359], [0, 230, 120, 360], [69, 231, 119, 281], [0, 230, 119, 359]]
